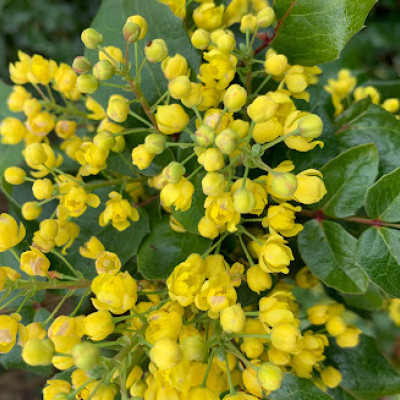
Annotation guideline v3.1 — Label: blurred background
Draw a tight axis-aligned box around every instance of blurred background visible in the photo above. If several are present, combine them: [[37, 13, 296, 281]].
[[0, 0, 399, 398]]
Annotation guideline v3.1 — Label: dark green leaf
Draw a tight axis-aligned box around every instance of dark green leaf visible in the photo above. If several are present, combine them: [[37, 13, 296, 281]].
[[336, 102, 400, 175], [340, 282, 385, 311], [298, 220, 368, 294], [268, 373, 331, 400], [357, 227, 400, 297], [326, 335, 400, 400], [137, 215, 210, 279], [365, 167, 400, 223], [317, 144, 378, 218], [273, 0, 376, 66]]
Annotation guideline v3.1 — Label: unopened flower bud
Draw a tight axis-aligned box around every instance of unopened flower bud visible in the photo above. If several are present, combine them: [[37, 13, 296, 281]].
[[72, 342, 101, 372], [269, 172, 298, 200], [22, 202, 42, 220], [4, 167, 25, 185], [196, 124, 215, 147], [220, 304, 246, 333], [224, 84, 247, 113], [94, 131, 117, 150], [25, 143, 47, 166], [382, 98, 400, 114], [240, 15, 258, 33], [144, 133, 166, 154], [123, 21, 141, 43], [257, 7, 275, 27], [215, 128, 238, 154], [298, 114, 323, 138], [81, 28, 103, 49], [93, 60, 115, 81], [107, 95, 130, 123], [233, 187, 255, 214], [320, 366, 342, 389], [257, 362, 283, 391], [216, 33, 236, 53], [32, 179, 54, 200], [168, 76, 191, 99], [191, 29, 210, 50], [180, 336, 206, 361], [149, 338, 182, 370], [265, 54, 288, 76], [163, 161, 186, 183], [76, 74, 99, 94], [40, 219, 58, 240], [72, 56, 92, 74], [22, 338, 54, 366], [202, 172, 225, 197], [111, 136, 126, 153], [127, 15, 148, 40], [247, 95, 278, 123], [145, 39, 168, 63]]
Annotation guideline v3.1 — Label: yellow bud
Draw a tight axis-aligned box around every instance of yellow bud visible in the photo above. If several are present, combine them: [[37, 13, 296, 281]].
[[320, 366, 342, 389], [0, 117, 27, 144], [335, 325, 361, 348], [193, 3, 224, 31], [22, 338, 54, 366], [162, 54, 189, 81], [220, 304, 246, 333], [7, 85, 31, 112], [149, 338, 182, 370], [240, 14, 258, 33], [55, 120, 77, 139], [269, 172, 298, 200], [243, 365, 262, 397], [4, 167, 25, 185], [198, 216, 219, 239], [81, 28, 103, 49], [224, 84, 247, 112], [182, 82, 204, 108], [156, 104, 189, 134], [247, 265, 272, 294], [191, 29, 210, 50], [247, 95, 278, 123], [163, 161, 186, 184], [233, 187, 255, 214], [132, 144, 155, 170], [326, 316, 346, 336], [257, 362, 283, 391], [215, 128, 238, 154], [72, 56, 92, 74], [196, 124, 215, 147], [25, 143, 47, 166], [39, 219, 58, 240], [198, 148, 225, 172], [83, 310, 115, 341], [76, 74, 99, 94], [93, 60, 115, 81], [127, 15, 148, 39], [145, 39, 169, 62], [145, 133, 166, 154], [298, 114, 323, 138], [93, 131, 116, 151], [123, 21, 141, 43], [271, 324, 302, 353], [72, 342, 100, 372], [107, 94, 130, 123], [307, 304, 329, 325], [180, 336, 206, 361], [22, 202, 42, 221], [216, 32, 236, 53], [168, 76, 192, 99], [382, 98, 400, 114], [265, 54, 288, 76], [202, 172, 225, 196], [32, 178, 54, 200], [257, 7, 275, 27]]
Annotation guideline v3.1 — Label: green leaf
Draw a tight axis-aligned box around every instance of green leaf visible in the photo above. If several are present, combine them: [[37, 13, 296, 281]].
[[336, 102, 400, 175], [87, 0, 200, 106], [0, 81, 24, 176], [317, 144, 378, 218], [298, 220, 368, 294], [268, 373, 331, 400], [340, 282, 385, 311], [357, 227, 400, 297], [272, 0, 376, 66], [326, 335, 400, 400], [365, 167, 400, 223], [137, 215, 210, 279]]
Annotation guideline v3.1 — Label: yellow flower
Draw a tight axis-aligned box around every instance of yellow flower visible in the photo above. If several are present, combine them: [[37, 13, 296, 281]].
[[76, 142, 109, 176], [295, 266, 319, 289], [20, 247, 50, 276], [159, 0, 186, 18], [91, 271, 138, 314], [43, 379, 71, 400], [247, 265, 272, 294], [271, 323, 302, 353], [53, 63, 80, 100], [257, 362, 283, 392], [99, 45, 125, 64], [24, 143, 63, 178], [0, 315, 19, 353], [9, 51, 31, 84], [150, 338, 183, 370], [99, 191, 139, 231], [0, 117, 27, 144], [263, 203, 302, 237], [95, 251, 121, 275], [131, 144, 155, 170], [156, 104, 189, 134], [161, 177, 194, 212], [79, 236, 105, 259], [247, 94, 277, 123], [86, 96, 106, 120], [293, 169, 327, 204], [354, 85, 380, 104], [193, 2, 225, 31], [0, 213, 26, 252], [220, 303, 246, 333], [230, 178, 267, 215], [28, 54, 56, 85], [320, 366, 342, 389], [59, 186, 100, 218], [51, 334, 81, 370], [7, 85, 31, 112], [83, 310, 115, 341]]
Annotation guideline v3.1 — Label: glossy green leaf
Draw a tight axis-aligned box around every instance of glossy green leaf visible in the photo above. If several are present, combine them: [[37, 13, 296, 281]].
[[357, 227, 400, 297], [298, 220, 368, 294], [317, 144, 378, 218], [336, 102, 400, 175], [340, 282, 385, 311], [273, 0, 376, 66], [365, 167, 400, 222], [269, 373, 331, 400], [326, 335, 400, 400], [137, 215, 210, 279], [87, 0, 200, 106]]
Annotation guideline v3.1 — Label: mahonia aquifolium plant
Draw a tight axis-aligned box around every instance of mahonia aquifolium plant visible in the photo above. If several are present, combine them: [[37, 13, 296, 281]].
[[1, 0, 400, 399]]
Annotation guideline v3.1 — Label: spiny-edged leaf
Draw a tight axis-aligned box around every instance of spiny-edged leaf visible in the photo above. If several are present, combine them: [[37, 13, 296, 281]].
[[137, 215, 211, 279], [336, 102, 400, 175], [0, 81, 24, 175], [272, 0, 376, 66], [268, 373, 331, 400], [357, 227, 400, 298], [86, 0, 200, 107], [172, 172, 206, 235], [316, 144, 378, 218], [298, 220, 368, 294], [326, 335, 400, 400], [340, 282, 385, 311], [365, 167, 400, 223]]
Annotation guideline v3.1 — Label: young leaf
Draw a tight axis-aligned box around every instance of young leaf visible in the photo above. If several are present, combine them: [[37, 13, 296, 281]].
[[298, 220, 369, 294], [316, 144, 378, 218], [137, 215, 211, 279], [357, 227, 400, 297], [268, 373, 331, 400], [326, 335, 400, 400], [272, 0, 376, 66], [365, 167, 400, 223], [336, 102, 400, 175]]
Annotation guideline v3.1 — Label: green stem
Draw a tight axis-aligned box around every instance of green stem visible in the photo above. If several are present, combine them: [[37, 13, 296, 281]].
[[129, 110, 153, 128], [187, 165, 203, 180], [225, 351, 236, 395], [51, 250, 82, 279], [239, 226, 263, 246], [202, 232, 230, 257], [9, 247, 20, 263], [252, 74, 272, 97], [0, 292, 23, 310], [43, 289, 74, 326], [192, 105, 203, 122], [237, 234, 255, 266], [201, 349, 214, 387], [70, 288, 91, 317], [261, 128, 300, 152]]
